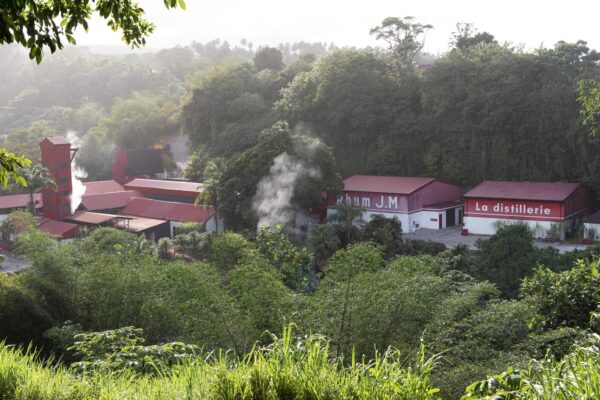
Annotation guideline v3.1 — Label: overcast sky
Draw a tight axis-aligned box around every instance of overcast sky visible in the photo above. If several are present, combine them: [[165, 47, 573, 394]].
[[75, 0, 600, 54]]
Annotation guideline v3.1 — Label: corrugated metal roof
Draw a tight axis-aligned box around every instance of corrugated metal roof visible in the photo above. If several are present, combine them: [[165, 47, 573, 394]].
[[66, 211, 118, 225], [464, 180, 582, 201], [125, 179, 202, 194], [114, 216, 167, 233], [166, 203, 214, 223], [80, 190, 143, 211], [343, 175, 436, 195], [0, 193, 43, 210], [37, 218, 79, 237], [41, 137, 70, 145], [121, 197, 214, 224], [83, 180, 125, 196]]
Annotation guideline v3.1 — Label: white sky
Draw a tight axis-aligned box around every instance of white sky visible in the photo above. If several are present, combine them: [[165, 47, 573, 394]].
[[75, 0, 600, 54]]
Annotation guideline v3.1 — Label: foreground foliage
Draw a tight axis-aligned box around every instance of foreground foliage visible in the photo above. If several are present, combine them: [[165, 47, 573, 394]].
[[0, 327, 439, 400], [462, 334, 600, 399]]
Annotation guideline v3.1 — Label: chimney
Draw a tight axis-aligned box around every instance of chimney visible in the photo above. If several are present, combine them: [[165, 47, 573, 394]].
[[40, 137, 73, 219]]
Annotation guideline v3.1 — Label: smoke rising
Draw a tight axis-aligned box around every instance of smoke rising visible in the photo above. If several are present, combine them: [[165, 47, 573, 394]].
[[252, 147, 320, 229], [68, 131, 88, 214], [70, 166, 87, 214]]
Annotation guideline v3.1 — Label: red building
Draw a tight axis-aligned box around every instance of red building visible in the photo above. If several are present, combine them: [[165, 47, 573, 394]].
[[40, 137, 73, 220], [124, 178, 202, 203], [328, 175, 463, 232], [463, 180, 593, 238]]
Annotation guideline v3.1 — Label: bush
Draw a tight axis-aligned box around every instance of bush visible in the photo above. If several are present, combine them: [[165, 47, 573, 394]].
[[462, 334, 600, 399], [475, 224, 537, 298], [0, 274, 54, 346], [522, 259, 600, 332], [212, 232, 254, 273]]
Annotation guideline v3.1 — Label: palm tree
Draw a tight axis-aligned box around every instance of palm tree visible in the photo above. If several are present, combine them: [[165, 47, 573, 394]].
[[309, 224, 341, 265], [195, 157, 225, 234], [21, 165, 57, 215], [328, 199, 365, 245]]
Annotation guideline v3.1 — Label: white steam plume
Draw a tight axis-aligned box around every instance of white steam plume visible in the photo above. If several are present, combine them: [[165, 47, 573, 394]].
[[70, 164, 88, 214], [253, 151, 320, 229]]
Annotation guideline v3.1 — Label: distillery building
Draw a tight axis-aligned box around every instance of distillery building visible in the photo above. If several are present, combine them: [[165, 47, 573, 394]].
[[328, 175, 463, 233], [463, 180, 593, 239]]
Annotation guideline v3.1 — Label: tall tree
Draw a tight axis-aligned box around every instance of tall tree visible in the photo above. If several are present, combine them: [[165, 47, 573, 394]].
[[20, 164, 57, 215], [195, 157, 225, 234], [328, 200, 364, 246], [370, 16, 433, 78], [253, 47, 284, 71]]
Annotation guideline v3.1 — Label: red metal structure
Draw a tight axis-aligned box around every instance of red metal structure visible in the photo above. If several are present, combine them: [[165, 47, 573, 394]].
[[124, 179, 202, 203], [40, 137, 73, 220]]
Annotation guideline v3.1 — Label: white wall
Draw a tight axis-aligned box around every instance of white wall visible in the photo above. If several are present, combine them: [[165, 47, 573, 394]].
[[327, 207, 463, 233], [464, 217, 557, 238], [205, 216, 225, 233], [411, 210, 443, 230], [584, 222, 600, 239]]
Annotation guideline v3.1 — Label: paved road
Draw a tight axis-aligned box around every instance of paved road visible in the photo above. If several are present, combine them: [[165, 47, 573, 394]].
[[403, 226, 590, 254], [0, 250, 30, 273]]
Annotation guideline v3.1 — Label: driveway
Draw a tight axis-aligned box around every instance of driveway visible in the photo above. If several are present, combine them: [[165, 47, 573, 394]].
[[0, 250, 30, 273], [403, 226, 590, 254]]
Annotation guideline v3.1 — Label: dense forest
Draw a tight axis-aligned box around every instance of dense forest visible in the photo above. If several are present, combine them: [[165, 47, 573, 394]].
[[2, 23, 600, 229], [2, 14, 600, 400]]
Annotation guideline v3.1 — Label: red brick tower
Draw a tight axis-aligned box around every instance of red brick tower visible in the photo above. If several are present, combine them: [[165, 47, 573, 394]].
[[40, 137, 73, 219]]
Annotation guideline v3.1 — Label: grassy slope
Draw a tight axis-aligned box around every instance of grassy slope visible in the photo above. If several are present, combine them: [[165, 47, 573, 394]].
[[0, 330, 439, 400]]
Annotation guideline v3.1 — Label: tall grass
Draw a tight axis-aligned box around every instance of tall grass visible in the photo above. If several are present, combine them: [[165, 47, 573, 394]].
[[462, 333, 600, 399], [0, 327, 440, 399]]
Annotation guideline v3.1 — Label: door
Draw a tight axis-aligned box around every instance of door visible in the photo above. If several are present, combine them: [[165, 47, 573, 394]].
[[446, 208, 456, 227], [458, 209, 463, 225], [438, 214, 443, 229]]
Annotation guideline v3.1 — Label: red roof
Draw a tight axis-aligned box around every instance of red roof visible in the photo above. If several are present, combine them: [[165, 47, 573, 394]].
[[464, 180, 582, 202], [66, 211, 119, 225], [121, 197, 214, 224], [37, 218, 79, 238], [83, 180, 125, 196], [0, 193, 43, 210], [125, 179, 202, 195], [41, 137, 70, 146], [343, 175, 436, 195], [114, 216, 167, 233], [80, 190, 143, 211]]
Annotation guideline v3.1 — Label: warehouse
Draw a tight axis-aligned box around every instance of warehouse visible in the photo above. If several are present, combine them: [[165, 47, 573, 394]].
[[327, 175, 463, 233], [124, 178, 202, 204], [463, 180, 593, 239]]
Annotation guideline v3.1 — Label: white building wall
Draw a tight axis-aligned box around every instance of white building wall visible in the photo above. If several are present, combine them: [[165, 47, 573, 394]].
[[362, 210, 411, 233], [584, 222, 600, 238], [411, 210, 443, 230], [327, 207, 463, 233], [464, 217, 556, 238], [205, 216, 225, 233]]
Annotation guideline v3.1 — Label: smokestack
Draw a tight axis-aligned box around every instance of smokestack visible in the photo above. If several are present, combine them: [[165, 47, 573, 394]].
[[40, 137, 73, 219]]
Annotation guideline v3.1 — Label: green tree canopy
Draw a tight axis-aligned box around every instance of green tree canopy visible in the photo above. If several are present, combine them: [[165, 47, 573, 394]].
[[0, 0, 185, 63]]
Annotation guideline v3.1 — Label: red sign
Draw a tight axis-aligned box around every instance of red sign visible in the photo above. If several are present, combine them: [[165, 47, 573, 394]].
[[465, 198, 562, 220]]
